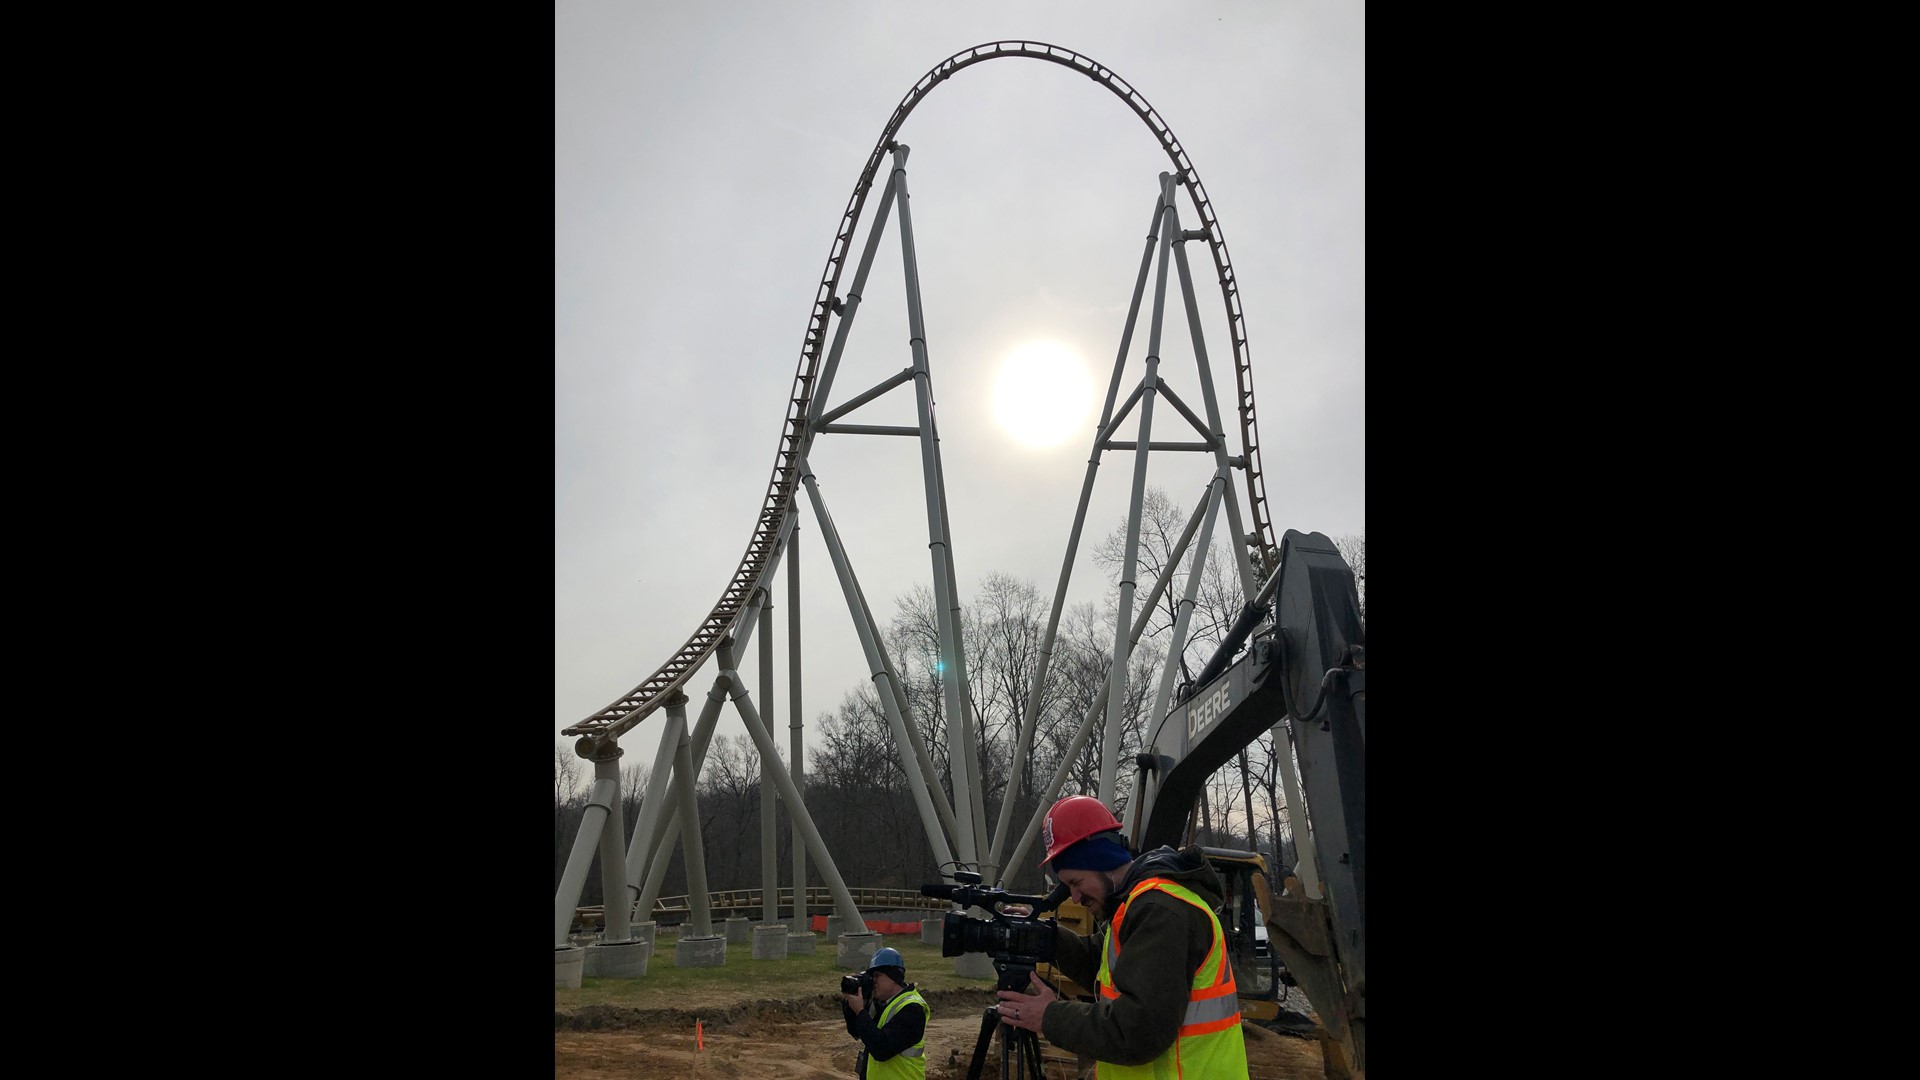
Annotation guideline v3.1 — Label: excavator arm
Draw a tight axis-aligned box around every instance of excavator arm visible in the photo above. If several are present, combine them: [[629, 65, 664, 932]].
[[1122, 529, 1365, 1079]]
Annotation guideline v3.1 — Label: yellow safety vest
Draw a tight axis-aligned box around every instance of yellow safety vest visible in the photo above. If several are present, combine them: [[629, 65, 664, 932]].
[[867, 987, 928, 1080], [1094, 877, 1250, 1080]]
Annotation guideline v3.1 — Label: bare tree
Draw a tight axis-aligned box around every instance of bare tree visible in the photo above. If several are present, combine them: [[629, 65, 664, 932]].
[[808, 687, 929, 886], [960, 573, 1052, 833], [620, 759, 650, 838], [555, 741, 589, 892], [886, 583, 950, 794], [555, 741, 586, 808], [699, 734, 763, 886], [1093, 488, 1242, 680], [1335, 529, 1365, 623], [1236, 746, 1259, 854], [1025, 600, 1160, 818]]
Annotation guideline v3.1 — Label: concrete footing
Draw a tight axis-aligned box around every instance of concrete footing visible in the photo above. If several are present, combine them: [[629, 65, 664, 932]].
[[787, 932, 817, 954], [584, 938, 652, 978], [676, 934, 727, 968], [628, 922, 658, 948], [751, 924, 791, 960], [725, 917, 752, 944], [837, 930, 882, 969], [921, 917, 944, 946], [954, 952, 996, 979], [825, 915, 846, 943], [555, 945, 584, 988]]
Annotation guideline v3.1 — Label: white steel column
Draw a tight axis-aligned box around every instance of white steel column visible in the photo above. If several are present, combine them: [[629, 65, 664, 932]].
[[1166, 191, 1258, 598], [553, 774, 619, 946], [669, 694, 716, 938], [891, 143, 981, 869], [1101, 173, 1182, 806], [987, 194, 1166, 877], [623, 708, 686, 898], [635, 680, 730, 919], [592, 744, 632, 942], [807, 159, 903, 429], [798, 454, 959, 873], [759, 595, 779, 925], [788, 525, 808, 927], [1146, 469, 1228, 754]]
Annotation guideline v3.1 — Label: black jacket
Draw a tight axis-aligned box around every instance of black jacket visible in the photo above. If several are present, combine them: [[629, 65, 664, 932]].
[[842, 983, 928, 1078]]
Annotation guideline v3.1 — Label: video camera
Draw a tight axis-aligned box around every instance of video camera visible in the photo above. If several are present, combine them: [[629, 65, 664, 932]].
[[921, 871, 1066, 992]]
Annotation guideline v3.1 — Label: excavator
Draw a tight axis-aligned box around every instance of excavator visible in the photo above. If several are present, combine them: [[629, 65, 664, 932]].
[[1036, 529, 1365, 1078]]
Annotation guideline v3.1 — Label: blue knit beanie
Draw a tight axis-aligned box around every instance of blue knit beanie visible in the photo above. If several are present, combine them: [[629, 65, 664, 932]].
[[1049, 831, 1133, 872]]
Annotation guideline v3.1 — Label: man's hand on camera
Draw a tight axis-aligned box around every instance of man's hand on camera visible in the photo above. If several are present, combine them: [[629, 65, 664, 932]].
[[843, 990, 866, 1012], [994, 971, 1060, 1034]]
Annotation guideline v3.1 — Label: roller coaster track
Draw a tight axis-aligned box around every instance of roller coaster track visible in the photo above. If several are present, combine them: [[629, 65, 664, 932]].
[[572, 887, 949, 928], [563, 41, 1278, 744]]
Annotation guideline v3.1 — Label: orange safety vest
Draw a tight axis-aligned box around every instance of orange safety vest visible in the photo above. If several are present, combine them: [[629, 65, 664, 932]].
[[1094, 877, 1250, 1079]]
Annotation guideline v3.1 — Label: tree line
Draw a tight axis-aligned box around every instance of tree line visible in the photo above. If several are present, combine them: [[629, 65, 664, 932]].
[[555, 494, 1362, 909]]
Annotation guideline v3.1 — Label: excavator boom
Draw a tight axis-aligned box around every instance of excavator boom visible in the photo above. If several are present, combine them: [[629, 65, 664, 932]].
[[1123, 529, 1365, 1077]]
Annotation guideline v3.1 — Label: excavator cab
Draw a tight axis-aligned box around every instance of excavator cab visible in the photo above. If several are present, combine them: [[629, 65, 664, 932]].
[[1204, 846, 1286, 1020]]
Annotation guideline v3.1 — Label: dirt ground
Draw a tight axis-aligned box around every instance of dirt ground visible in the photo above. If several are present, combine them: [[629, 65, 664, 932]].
[[556, 986, 1326, 1079]]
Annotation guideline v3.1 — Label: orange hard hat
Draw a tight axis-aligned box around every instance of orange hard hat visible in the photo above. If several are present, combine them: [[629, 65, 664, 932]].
[[1040, 795, 1122, 866]]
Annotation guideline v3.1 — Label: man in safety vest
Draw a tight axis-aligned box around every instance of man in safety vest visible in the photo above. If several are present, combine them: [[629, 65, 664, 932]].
[[994, 795, 1250, 1079], [841, 945, 930, 1080]]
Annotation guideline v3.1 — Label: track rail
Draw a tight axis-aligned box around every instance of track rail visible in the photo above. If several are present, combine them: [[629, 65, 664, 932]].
[[563, 41, 1278, 743]]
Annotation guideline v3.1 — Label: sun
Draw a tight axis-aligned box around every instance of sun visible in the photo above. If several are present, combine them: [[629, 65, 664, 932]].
[[991, 341, 1094, 448]]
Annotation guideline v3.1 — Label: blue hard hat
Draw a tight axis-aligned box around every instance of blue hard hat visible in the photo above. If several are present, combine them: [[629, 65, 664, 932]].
[[868, 946, 904, 971]]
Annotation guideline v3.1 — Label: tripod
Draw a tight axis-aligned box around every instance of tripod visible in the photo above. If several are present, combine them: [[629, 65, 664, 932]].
[[966, 1003, 1044, 1080], [965, 961, 1047, 1080]]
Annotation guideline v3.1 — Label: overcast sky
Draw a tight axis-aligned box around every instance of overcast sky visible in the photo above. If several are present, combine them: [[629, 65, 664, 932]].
[[555, 1, 1364, 768]]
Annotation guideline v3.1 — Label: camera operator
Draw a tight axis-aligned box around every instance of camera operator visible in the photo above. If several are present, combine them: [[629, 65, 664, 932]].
[[840, 946, 930, 1080], [993, 795, 1250, 1078]]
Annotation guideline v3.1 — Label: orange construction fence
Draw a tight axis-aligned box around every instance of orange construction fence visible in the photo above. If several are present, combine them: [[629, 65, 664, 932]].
[[811, 916, 926, 935]]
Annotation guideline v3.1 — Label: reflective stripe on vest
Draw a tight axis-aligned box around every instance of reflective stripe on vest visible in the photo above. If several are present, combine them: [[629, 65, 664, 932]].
[[1095, 877, 1251, 1079], [869, 988, 929, 1080]]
